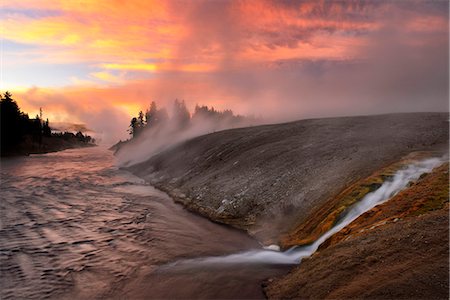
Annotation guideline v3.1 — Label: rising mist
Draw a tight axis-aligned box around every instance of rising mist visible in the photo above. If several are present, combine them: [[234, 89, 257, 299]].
[[115, 101, 261, 167]]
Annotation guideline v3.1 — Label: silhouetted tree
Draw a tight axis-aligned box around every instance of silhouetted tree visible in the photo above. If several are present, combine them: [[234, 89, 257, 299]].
[[192, 104, 237, 124], [43, 119, 51, 137], [173, 99, 190, 129], [129, 117, 138, 137], [1, 92, 95, 155], [32, 115, 43, 148], [0, 92, 89, 155], [75, 131, 90, 143], [0, 91, 28, 153], [138, 110, 145, 127], [124, 98, 259, 143], [145, 101, 158, 127]]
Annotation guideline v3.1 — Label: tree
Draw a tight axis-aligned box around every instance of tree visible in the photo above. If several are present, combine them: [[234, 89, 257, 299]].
[[145, 101, 158, 127], [127, 111, 146, 138], [128, 117, 138, 137], [172, 99, 190, 129], [32, 115, 43, 147], [138, 111, 145, 127], [43, 119, 51, 137], [75, 131, 86, 142], [0, 91, 95, 155], [0, 91, 27, 152]]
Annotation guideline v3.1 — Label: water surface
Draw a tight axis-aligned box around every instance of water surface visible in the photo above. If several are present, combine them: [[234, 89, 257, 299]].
[[0, 147, 287, 299]]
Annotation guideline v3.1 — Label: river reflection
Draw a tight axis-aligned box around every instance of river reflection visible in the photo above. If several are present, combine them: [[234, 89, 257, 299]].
[[0, 147, 287, 299]]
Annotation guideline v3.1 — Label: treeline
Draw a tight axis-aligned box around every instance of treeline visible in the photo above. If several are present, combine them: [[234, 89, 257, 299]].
[[0, 92, 95, 156], [128, 99, 257, 138]]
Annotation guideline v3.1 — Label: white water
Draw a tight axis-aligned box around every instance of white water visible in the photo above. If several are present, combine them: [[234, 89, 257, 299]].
[[170, 157, 444, 267]]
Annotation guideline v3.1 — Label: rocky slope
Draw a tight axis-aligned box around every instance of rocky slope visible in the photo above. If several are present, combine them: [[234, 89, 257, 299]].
[[264, 162, 449, 299], [279, 151, 444, 248], [128, 113, 448, 242]]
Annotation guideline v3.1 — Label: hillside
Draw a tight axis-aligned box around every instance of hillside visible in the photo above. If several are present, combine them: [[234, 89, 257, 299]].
[[128, 112, 448, 243]]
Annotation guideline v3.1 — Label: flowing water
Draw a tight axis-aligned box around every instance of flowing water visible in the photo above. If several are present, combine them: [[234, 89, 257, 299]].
[[0, 147, 288, 299], [0, 147, 442, 299], [172, 157, 444, 267]]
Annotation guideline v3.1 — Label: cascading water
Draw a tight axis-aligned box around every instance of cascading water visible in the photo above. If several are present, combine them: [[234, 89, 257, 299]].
[[169, 157, 445, 267]]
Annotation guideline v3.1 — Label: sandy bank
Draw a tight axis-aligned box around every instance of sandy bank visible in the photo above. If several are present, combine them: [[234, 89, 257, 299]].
[[128, 112, 448, 242]]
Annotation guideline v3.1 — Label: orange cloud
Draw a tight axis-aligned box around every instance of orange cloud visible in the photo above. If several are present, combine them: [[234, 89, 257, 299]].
[[3, 0, 180, 69], [3, 0, 385, 78], [4, 0, 448, 143]]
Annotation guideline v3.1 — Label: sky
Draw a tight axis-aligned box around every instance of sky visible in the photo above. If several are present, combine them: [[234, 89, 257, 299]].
[[2, 0, 448, 143]]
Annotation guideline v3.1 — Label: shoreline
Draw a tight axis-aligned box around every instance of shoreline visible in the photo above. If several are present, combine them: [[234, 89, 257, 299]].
[[128, 149, 449, 299], [127, 112, 448, 243], [122, 113, 448, 298], [1, 139, 96, 157]]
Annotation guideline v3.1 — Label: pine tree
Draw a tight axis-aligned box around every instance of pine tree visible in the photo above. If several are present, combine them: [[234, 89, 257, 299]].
[[146, 101, 158, 127], [173, 99, 190, 129]]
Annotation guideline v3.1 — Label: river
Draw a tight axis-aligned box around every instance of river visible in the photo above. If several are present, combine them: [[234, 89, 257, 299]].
[[0, 147, 289, 299]]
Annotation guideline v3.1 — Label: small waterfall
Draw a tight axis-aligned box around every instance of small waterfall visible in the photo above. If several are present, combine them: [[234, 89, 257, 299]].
[[168, 157, 444, 267]]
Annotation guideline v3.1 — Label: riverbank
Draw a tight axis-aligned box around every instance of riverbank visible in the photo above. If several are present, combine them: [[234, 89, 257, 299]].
[[127, 112, 448, 243], [1, 135, 96, 157], [265, 162, 449, 299], [124, 112, 448, 298], [0, 147, 271, 299]]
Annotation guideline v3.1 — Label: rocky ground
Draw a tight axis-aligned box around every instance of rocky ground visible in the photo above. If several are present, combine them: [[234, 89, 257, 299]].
[[125, 112, 449, 299], [128, 113, 448, 243], [264, 162, 449, 299], [279, 151, 445, 248]]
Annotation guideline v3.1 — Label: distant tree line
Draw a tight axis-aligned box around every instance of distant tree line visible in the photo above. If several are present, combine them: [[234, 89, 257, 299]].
[[0, 91, 94, 155], [128, 99, 257, 138]]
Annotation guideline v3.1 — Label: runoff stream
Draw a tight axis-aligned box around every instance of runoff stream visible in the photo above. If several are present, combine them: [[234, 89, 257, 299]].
[[0, 147, 443, 299]]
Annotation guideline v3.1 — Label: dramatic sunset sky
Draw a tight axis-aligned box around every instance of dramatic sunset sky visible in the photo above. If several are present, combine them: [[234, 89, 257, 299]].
[[2, 0, 448, 142]]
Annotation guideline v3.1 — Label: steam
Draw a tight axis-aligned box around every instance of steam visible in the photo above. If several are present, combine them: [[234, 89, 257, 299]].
[[167, 157, 445, 267], [115, 108, 261, 167]]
